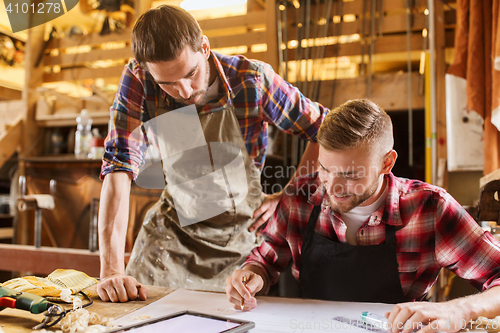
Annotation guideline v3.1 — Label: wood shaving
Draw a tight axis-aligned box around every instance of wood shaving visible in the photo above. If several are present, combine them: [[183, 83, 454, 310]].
[[133, 315, 152, 320], [473, 316, 500, 332], [56, 295, 114, 333], [59, 289, 74, 303]]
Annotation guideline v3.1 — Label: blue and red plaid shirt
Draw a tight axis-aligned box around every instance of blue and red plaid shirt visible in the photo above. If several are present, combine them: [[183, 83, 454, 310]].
[[245, 172, 500, 301], [100, 52, 328, 179]]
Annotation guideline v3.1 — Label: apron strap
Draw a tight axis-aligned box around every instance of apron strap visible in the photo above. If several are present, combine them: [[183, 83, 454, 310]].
[[305, 205, 321, 232], [384, 224, 398, 244], [305, 205, 340, 242]]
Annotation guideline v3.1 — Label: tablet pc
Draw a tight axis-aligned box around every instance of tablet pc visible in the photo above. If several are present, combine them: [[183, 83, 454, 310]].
[[107, 310, 255, 333]]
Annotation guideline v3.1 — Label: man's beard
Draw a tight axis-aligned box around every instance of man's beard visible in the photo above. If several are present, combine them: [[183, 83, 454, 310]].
[[326, 177, 381, 214], [174, 58, 211, 107]]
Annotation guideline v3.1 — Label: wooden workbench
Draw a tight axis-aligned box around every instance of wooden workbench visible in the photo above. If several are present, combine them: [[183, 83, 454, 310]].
[[0, 285, 171, 333]]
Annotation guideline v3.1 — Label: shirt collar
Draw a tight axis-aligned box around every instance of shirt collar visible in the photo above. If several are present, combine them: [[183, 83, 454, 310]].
[[307, 172, 403, 227], [368, 173, 403, 227], [196, 51, 234, 114], [307, 174, 332, 214], [210, 51, 233, 98]]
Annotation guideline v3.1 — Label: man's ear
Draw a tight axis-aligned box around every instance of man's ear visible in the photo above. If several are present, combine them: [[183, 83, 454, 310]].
[[201, 35, 210, 59], [381, 150, 397, 174]]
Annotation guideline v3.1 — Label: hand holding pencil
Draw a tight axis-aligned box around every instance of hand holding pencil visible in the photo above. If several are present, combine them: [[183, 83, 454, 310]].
[[225, 268, 265, 311]]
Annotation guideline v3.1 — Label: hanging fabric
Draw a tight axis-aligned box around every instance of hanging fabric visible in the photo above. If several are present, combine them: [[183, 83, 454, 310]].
[[447, 0, 499, 174]]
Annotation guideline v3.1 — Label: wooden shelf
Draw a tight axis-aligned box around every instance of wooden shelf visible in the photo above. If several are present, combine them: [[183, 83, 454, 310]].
[[36, 111, 110, 127], [0, 228, 13, 239]]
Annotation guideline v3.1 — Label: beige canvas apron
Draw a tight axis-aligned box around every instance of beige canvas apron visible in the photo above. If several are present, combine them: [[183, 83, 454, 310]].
[[126, 95, 264, 292]]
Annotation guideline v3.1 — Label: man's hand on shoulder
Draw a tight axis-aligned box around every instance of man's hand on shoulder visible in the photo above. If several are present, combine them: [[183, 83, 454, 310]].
[[97, 274, 148, 303], [250, 191, 284, 235]]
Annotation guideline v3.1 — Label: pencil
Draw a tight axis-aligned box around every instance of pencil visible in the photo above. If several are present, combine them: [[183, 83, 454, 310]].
[[240, 276, 247, 310]]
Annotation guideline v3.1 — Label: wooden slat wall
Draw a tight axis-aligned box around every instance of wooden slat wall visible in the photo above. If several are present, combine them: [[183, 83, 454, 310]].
[[318, 72, 425, 111], [39, 0, 455, 107], [41, 7, 273, 83]]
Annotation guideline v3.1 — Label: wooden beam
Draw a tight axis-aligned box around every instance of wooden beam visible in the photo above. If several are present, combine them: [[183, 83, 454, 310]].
[[43, 65, 125, 83], [266, 0, 279, 71], [209, 31, 268, 49], [44, 47, 132, 67], [198, 12, 266, 32], [247, 0, 266, 12], [434, 0, 448, 189], [285, 33, 425, 60], [480, 168, 500, 188], [20, 24, 46, 246], [0, 244, 102, 277], [0, 86, 22, 100], [316, 72, 425, 111], [285, 13, 427, 40], [134, 0, 152, 23], [21, 25, 45, 159], [0, 119, 22, 169], [36, 112, 111, 127], [46, 28, 133, 50], [285, 0, 428, 23]]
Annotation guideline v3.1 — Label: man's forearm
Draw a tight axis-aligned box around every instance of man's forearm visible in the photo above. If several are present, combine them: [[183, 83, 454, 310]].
[[98, 172, 132, 278], [454, 285, 500, 320]]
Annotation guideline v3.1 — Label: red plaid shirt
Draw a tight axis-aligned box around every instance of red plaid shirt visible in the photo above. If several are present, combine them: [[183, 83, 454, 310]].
[[245, 172, 500, 301]]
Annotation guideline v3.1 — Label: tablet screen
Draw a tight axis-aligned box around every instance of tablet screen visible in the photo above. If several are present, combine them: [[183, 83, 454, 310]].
[[110, 311, 254, 333]]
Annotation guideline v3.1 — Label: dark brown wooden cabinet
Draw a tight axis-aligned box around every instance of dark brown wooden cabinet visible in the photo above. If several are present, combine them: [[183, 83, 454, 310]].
[[20, 155, 162, 252]]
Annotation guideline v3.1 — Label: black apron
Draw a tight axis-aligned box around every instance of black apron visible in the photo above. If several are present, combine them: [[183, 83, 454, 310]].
[[299, 205, 408, 303]]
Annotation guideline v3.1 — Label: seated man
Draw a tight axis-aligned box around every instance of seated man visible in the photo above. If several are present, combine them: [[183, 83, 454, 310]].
[[226, 99, 500, 332]]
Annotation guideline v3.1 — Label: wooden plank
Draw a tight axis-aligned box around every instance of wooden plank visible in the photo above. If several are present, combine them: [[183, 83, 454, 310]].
[[46, 28, 133, 50], [46, 7, 268, 51], [247, 0, 266, 11], [198, 11, 267, 31], [19, 25, 46, 246], [208, 31, 268, 49], [44, 47, 132, 67], [0, 244, 105, 277], [285, 33, 424, 60], [480, 168, 500, 188], [134, 0, 152, 22], [43, 65, 125, 83], [0, 86, 22, 100], [0, 227, 14, 239], [285, 13, 427, 41], [266, 0, 279, 71], [435, 0, 448, 189], [0, 120, 22, 177], [36, 111, 111, 127], [316, 72, 425, 111], [283, 31, 454, 59], [286, 0, 428, 22]]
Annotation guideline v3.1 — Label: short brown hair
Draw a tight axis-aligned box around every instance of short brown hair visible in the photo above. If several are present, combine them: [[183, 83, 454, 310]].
[[131, 5, 203, 64], [317, 99, 393, 154]]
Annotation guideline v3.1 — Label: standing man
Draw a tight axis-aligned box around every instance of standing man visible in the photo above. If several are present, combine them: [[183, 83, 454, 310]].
[[97, 5, 328, 302], [226, 99, 500, 332]]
